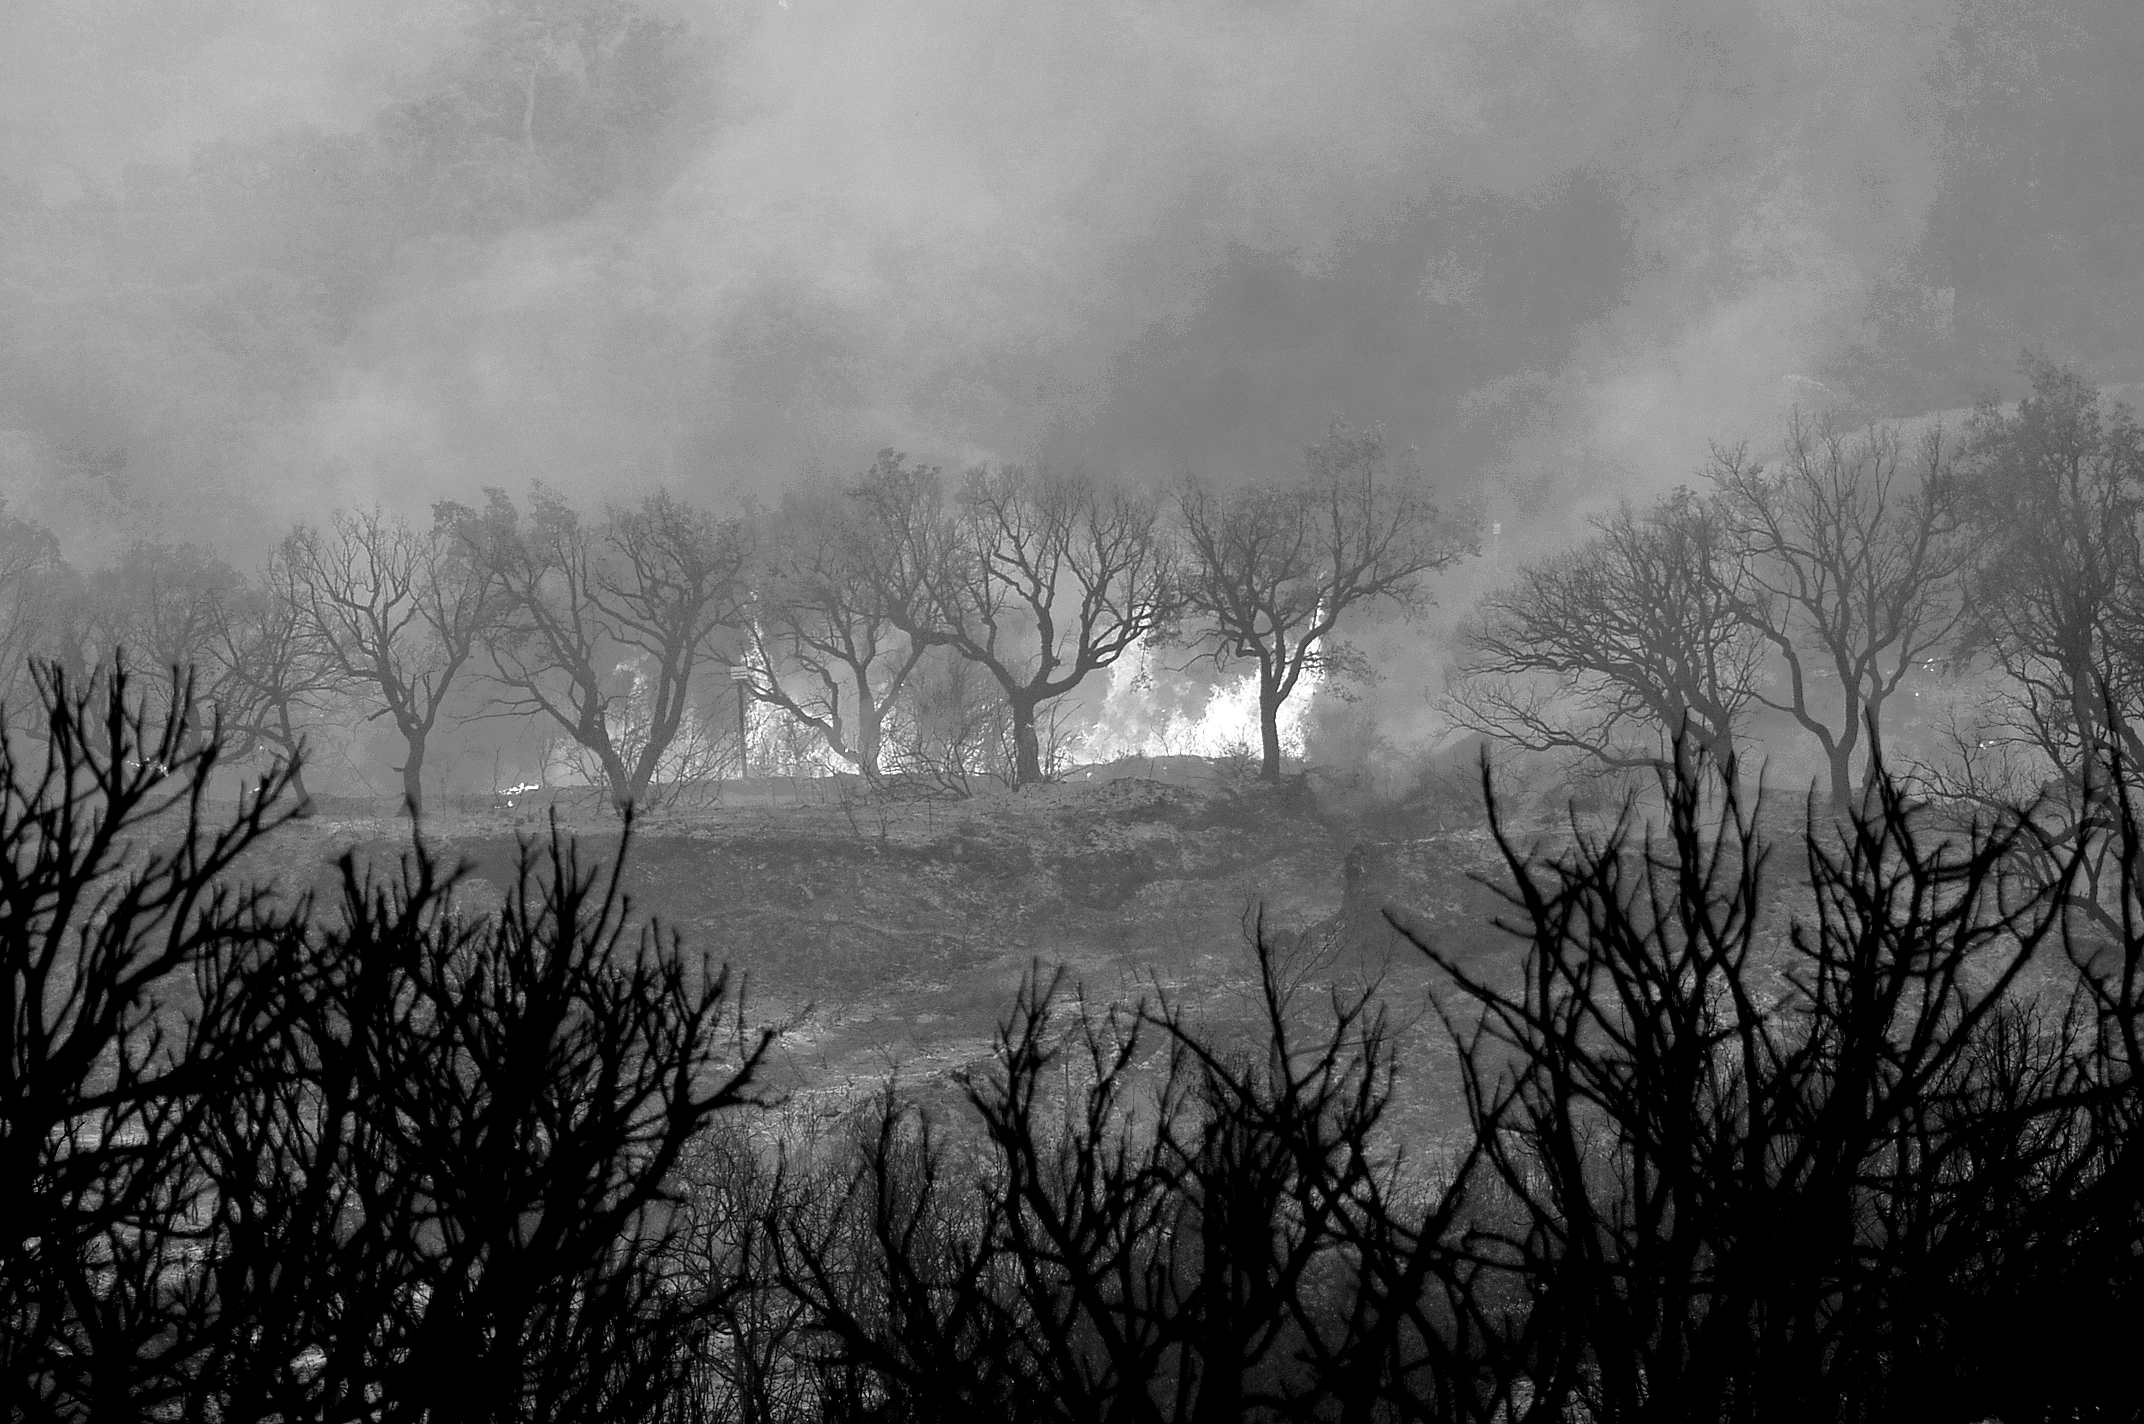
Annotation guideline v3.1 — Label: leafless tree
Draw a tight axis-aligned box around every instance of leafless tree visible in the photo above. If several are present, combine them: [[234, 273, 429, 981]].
[[1447, 488, 1763, 775], [203, 542, 340, 814], [449, 485, 750, 812], [1710, 412, 1971, 810], [749, 466, 931, 781], [1179, 420, 1475, 780], [0, 663, 775, 1420], [286, 508, 500, 821], [0, 664, 310, 1418], [903, 460, 1176, 788]]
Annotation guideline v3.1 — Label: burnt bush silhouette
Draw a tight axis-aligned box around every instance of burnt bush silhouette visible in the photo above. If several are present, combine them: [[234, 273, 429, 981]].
[[2, 662, 772, 1421], [7, 663, 2144, 1422], [730, 749, 2144, 1423]]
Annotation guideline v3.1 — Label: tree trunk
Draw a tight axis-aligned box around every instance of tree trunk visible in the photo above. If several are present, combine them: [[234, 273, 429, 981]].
[[277, 703, 315, 817], [856, 717, 882, 781], [1010, 698, 1043, 787], [1857, 716, 1891, 807], [605, 745, 637, 816], [288, 760, 316, 818], [400, 740, 426, 821], [1826, 743, 1855, 814], [1258, 689, 1284, 781], [1704, 726, 1738, 778]]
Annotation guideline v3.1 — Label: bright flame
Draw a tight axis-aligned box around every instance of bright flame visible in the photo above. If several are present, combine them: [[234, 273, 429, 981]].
[[1081, 627, 1326, 764], [519, 624, 1334, 785]]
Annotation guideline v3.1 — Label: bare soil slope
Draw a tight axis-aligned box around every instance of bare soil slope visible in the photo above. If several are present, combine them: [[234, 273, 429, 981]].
[[241, 772, 1520, 1136]]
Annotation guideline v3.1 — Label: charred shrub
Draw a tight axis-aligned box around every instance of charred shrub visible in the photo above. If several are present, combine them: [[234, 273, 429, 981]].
[[1, 661, 772, 1422], [758, 945, 1501, 1424], [1409, 743, 2144, 1424], [745, 740, 2144, 1424], [12, 661, 2144, 1423]]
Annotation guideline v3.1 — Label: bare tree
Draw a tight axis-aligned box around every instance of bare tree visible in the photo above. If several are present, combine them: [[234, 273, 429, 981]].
[[449, 485, 750, 813], [203, 542, 340, 814], [1179, 420, 1475, 780], [286, 508, 499, 821], [1709, 413, 1970, 810], [749, 466, 931, 781], [1447, 488, 1763, 774], [0, 664, 310, 1418], [0, 663, 775, 1420], [907, 461, 1176, 788]]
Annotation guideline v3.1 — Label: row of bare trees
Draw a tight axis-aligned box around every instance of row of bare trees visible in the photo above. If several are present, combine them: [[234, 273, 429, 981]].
[[0, 420, 1475, 816], [1450, 354, 2140, 818]]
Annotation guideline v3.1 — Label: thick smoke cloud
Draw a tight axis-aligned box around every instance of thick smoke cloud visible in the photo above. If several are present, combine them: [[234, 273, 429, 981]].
[[2, 0, 1951, 558], [0, 1, 460, 188]]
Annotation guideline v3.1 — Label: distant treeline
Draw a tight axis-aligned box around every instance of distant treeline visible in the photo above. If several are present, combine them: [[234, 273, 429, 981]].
[[0, 420, 1468, 817], [7, 355, 2142, 838]]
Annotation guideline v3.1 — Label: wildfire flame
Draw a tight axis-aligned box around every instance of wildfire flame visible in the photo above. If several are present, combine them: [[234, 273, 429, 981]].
[[513, 618, 1329, 788], [1078, 640, 1324, 764]]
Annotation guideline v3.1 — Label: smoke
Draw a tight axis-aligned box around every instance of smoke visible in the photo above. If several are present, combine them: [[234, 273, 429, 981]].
[[0, 1, 462, 193], [1, 0, 1955, 560]]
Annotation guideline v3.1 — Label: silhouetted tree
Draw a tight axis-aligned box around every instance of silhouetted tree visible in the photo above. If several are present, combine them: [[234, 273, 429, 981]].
[[768, 946, 1442, 1422], [286, 508, 501, 821], [749, 467, 932, 781], [0, 662, 310, 1417], [1448, 487, 1762, 775], [1407, 738, 2143, 1422], [899, 461, 1177, 788], [192, 816, 775, 1421], [451, 485, 750, 812], [1710, 413, 1970, 810], [0, 657, 777, 1421], [1180, 421, 1475, 780], [14, 596, 2144, 1423], [204, 540, 339, 813]]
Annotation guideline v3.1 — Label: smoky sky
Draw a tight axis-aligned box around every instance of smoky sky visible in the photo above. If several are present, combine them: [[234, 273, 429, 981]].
[[1, 0, 1964, 561]]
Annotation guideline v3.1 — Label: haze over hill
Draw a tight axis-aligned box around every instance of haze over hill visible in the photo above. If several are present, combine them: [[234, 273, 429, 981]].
[[6, 0, 2140, 570]]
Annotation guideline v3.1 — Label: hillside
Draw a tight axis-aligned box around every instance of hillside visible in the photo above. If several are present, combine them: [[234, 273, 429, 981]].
[[233, 765, 1524, 1142]]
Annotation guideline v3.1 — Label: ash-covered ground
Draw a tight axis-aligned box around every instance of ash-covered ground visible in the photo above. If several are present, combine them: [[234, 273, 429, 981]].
[[235, 759, 1531, 1150]]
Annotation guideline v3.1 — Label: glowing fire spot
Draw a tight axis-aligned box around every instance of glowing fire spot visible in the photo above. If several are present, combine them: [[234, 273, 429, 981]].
[[1080, 637, 1325, 764]]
